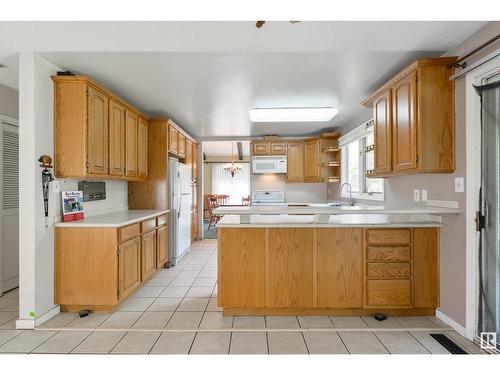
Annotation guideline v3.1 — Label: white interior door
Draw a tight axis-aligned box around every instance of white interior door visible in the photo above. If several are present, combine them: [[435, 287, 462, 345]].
[[0, 116, 19, 295]]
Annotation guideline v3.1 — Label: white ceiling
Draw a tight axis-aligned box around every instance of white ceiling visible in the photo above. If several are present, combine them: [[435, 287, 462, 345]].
[[203, 141, 250, 157], [0, 21, 488, 137]]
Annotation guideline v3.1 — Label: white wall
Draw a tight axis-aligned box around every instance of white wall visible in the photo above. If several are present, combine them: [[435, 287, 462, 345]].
[[17, 53, 128, 328], [0, 83, 18, 119]]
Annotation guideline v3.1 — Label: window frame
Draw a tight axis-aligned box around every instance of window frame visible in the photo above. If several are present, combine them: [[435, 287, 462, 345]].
[[339, 120, 385, 202]]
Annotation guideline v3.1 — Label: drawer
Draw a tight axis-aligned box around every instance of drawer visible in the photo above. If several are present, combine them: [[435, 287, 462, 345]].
[[119, 223, 140, 243], [366, 279, 412, 307], [157, 214, 168, 227], [366, 229, 411, 245], [367, 262, 411, 279], [141, 218, 157, 233], [366, 246, 411, 262]]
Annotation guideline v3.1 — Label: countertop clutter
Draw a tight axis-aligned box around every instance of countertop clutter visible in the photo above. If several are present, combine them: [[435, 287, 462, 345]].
[[54, 209, 169, 228]]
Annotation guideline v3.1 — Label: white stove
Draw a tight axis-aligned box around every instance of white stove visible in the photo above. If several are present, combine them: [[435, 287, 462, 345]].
[[251, 190, 286, 206]]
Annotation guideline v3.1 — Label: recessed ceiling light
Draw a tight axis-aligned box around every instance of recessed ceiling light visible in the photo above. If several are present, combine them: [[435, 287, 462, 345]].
[[0, 63, 8, 68], [249, 107, 338, 123]]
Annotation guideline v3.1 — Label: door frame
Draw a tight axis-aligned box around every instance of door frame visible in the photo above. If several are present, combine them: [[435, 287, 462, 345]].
[[0, 113, 19, 296], [465, 53, 500, 341]]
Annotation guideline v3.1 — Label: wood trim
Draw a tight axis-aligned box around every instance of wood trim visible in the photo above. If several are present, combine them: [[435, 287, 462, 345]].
[[264, 228, 270, 308], [223, 307, 436, 316]]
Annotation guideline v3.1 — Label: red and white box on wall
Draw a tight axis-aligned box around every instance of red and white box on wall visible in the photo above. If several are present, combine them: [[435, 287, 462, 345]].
[[61, 190, 84, 222]]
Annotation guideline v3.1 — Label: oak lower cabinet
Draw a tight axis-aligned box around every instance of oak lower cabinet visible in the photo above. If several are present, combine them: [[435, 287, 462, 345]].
[[218, 226, 439, 315], [55, 212, 168, 312]]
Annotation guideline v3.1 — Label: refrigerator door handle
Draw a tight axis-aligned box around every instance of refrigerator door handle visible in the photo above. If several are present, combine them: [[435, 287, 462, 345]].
[[178, 194, 182, 218]]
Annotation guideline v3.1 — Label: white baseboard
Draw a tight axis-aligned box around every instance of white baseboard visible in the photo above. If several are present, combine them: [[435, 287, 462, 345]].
[[436, 309, 466, 336], [15, 305, 60, 330]]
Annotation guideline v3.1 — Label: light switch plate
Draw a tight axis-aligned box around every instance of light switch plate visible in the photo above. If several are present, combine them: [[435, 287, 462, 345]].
[[455, 177, 465, 193], [413, 189, 420, 202], [421, 189, 428, 201]]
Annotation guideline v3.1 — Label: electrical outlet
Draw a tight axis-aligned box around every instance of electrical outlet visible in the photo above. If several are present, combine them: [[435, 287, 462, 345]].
[[455, 177, 465, 193], [421, 189, 428, 201], [413, 189, 420, 202]]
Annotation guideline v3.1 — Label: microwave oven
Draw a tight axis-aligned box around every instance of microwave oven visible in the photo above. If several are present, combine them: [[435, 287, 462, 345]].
[[252, 155, 287, 174]]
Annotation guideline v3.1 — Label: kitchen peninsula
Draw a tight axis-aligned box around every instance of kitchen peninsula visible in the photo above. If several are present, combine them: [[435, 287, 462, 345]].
[[215, 205, 459, 316]]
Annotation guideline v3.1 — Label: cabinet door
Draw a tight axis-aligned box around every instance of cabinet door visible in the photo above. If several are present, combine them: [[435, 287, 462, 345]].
[[269, 228, 314, 308], [192, 142, 198, 183], [125, 110, 138, 177], [156, 225, 168, 268], [392, 71, 418, 172], [185, 139, 193, 170], [286, 142, 304, 182], [138, 117, 148, 178], [178, 133, 186, 158], [316, 228, 363, 308], [270, 142, 287, 155], [109, 99, 125, 176], [191, 206, 198, 242], [118, 237, 141, 300], [303, 139, 321, 182], [252, 142, 270, 155], [413, 228, 439, 308], [141, 230, 157, 281], [169, 125, 178, 154], [87, 86, 109, 175], [373, 90, 392, 174]]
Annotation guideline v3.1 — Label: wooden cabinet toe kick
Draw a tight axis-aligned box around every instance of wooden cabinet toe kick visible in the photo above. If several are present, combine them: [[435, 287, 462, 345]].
[[222, 308, 436, 317]]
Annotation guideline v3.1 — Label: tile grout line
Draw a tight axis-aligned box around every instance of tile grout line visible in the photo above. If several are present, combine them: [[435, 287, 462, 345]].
[[371, 330, 392, 354], [408, 330, 437, 354], [336, 330, 351, 354]]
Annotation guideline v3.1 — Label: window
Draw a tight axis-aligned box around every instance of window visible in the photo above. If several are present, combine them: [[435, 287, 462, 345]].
[[211, 163, 250, 205], [340, 121, 384, 201]]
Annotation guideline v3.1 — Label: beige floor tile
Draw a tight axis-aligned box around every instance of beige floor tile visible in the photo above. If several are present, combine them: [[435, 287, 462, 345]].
[[178, 270, 201, 278], [190, 332, 230, 354], [330, 316, 368, 328], [298, 316, 333, 328], [33, 331, 90, 354], [361, 316, 403, 328], [132, 312, 173, 329], [409, 331, 451, 354], [147, 297, 182, 312], [303, 332, 348, 354], [132, 286, 165, 298], [268, 332, 308, 354], [166, 311, 204, 329], [0, 298, 18, 310], [426, 315, 451, 328], [0, 330, 57, 353], [445, 331, 486, 354], [206, 297, 223, 312], [0, 318, 17, 329], [150, 332, 196, 354], [198, 270, 217, 278], [66, 313, 111, 329], [147, 277, 174, 287], [339, 331, 388, 354], [99, 312, 142, 329], [265, 316, 300, 329], [233, 316, 266, 329], [0, 302, 18, 312], [230, 332, 268, 354], [169, 277, 196, 287], [374, 331, 429, 354], [192, 277, 217, 287], [199, 312, 233, 329], [394, 316, 438, 328], [111, 331, 161, 354], [0, 311, 17, 325], [156, 269, 181, 278], [0, 330, 23, 346], [186, 286, 213, 298], [211, 287, 218, 297], [160, 286, 190, 298], [117, 297, 155, 312], [177, 297, 209, 312], [72, 331, 126, 354], [39, 312, 78, 328], [183, 263, 205, 271]]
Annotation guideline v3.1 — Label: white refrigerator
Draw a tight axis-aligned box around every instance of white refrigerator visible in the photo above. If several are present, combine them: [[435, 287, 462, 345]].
[[168, 158, 192, 266]]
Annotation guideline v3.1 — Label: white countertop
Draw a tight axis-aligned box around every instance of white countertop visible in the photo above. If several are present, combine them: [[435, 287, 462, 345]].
[[216, 214, 443, 228], [54, 209, 170, 228]]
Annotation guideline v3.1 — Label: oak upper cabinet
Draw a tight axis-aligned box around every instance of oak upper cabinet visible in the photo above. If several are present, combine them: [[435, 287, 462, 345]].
[[192, 142, 199, 183], [392, 71, 418, 172], [252, 141, 270, 155], [109, 99, 126, 177], [270, 142, 287, 155], [118, 237, 141, 301], [86, 86, 109, 175], [178, 133, 186, 158], [373, 90, 393, 174], [141, 230, 157, 281], [303, 139, 321, 182], [156, 224, 168, 268], [138, 117, 148, 178], [125, 110, 138, 178], [363, 57, 456, 176], [286, 142, 304, 182], [168, 123, 179, 154], [185, 139, 193, 169]]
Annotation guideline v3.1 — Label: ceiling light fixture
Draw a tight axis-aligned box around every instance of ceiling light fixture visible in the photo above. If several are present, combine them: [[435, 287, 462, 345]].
[[249, 107, 338, 123], [224, 142, 242, 177]]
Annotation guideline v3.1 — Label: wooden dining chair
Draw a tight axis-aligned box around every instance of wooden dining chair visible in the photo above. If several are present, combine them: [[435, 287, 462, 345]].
[[207, 196, 223, 230], [216, 194, 229, 205], [242, 196, 251, 206]]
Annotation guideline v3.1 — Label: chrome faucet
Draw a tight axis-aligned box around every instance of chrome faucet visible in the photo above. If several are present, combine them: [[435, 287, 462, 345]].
[[338, 182, 355, 206]]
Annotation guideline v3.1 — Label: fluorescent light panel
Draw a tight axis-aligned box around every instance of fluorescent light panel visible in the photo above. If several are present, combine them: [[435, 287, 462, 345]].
[[249, 107, 338, 123]]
